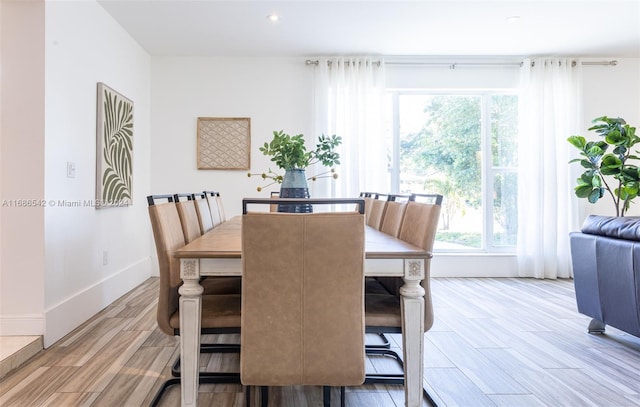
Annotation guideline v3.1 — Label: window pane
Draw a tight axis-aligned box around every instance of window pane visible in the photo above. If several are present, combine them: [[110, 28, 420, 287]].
[[491, 95, 518, 167], [398, 95, 482, 250], [493, 171, 518, 246]]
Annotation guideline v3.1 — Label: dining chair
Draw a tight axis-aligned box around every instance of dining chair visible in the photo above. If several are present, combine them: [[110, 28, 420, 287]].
[[270, 191, 280, 212], [194, 192, 214, 234], [146, 195, 242, 406], [379, 193, 410, 237], [174, 193, 202, 243], [203, 190, 224, 226], [216, 192, 227, 222], [241, 198, 366, 407], [366, 193, 388, 230], [363, 194, 442, 402], [359, 192, 376, 224]]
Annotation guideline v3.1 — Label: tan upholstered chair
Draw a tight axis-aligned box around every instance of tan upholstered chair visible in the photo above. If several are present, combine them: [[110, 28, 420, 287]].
[[203, 190, 224, 226], [194, 192, 214, 234], [147, 194, 242, 406], [174, 193, 202, 243], [364, 194, 442, 396], [241, 198, 366, 407], [379, 194, 410, 237], [270, 191, 280, 212], [359, 192, 376, 224], [215, 192, 227, 222], [366, 193, 388, 230]]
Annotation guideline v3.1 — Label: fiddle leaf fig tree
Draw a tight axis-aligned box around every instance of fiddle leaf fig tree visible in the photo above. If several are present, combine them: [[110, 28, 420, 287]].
[[568, 116, 639, 216]]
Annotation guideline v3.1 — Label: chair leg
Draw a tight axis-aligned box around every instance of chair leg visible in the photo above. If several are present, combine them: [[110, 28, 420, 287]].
[[321, 386, 346, 407], [323, 386, 331, 407], [365, 348, 439, 407], [150, 378, 180, 407], [365, 332, 392, 350], [172, 343, 240, 377], [245, 386, 269, 407]]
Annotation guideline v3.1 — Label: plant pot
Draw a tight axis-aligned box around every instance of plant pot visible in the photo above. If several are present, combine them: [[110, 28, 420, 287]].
[[278, 168, 312, 213]]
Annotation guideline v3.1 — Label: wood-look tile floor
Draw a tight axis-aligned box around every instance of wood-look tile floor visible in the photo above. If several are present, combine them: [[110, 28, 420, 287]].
[[1, 277, 639, 406]]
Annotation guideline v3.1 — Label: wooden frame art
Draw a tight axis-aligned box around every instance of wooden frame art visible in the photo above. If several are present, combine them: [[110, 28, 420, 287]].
[[197, 117, 251, 170]]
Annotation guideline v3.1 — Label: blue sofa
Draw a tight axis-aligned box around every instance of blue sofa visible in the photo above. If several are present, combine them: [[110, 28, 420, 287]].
[[569, 215, 640, 338]]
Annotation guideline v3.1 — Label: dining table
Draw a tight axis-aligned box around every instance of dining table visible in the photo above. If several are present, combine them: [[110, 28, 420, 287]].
[[174, 212, 430, 407]]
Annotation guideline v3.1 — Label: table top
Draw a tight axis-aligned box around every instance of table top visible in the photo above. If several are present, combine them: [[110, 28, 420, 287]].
[[174, 216, 430, 260]]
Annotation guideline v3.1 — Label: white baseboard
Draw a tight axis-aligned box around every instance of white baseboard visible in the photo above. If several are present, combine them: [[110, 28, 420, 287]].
[[43, 257, 151, 348], [431, 253, 519, 278], [0, 315, 44, 336]]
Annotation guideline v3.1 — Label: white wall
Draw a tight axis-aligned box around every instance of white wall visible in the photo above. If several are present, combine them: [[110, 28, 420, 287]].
[[0, 0, 153, 346], [150, 57, 313, 223], [0, 0, 46, 336], [580, 58, 640, 218], [42, 0, 152, 347]]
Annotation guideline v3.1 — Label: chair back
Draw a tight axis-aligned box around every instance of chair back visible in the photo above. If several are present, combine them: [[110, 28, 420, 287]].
[[241, 199, 366, 387], [380, 195, 408, 237], [215, 193, 227, 222], [359, 192, 376, 223], [194, 193, 214, 234], [174, 193, 202, 243], [204, 191, 223, 226], [147, 195, 185, 336], [399, 198, 442, 251], [366, 194, 388, 230]]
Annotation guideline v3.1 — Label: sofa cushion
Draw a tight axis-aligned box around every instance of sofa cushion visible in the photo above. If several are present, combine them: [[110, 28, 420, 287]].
[[581, 215, 640, 241]]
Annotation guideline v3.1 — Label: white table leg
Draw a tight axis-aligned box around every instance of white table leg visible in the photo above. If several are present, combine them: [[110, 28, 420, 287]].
[[180, 259, 203, 407], [400, 259, 425, 407]]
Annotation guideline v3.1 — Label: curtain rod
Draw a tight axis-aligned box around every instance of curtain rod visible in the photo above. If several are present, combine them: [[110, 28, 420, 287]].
[[305, 59, 618, 68], [305, 60, 381, 67]]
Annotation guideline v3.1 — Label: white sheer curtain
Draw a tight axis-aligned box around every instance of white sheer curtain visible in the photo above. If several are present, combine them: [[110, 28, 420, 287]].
[[311, 57, 388, 198], [517, 58, 583, 279]]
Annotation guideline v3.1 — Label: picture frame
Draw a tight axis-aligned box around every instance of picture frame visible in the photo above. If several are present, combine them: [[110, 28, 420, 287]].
[[96, 82, 133, 208], [197, 117, 251, 170]]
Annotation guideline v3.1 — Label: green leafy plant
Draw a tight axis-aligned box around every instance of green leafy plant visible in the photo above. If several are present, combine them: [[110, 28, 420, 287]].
[[248, 131, 341, 191], [568, 116, 639, 216], [259, 130, 341, 169]]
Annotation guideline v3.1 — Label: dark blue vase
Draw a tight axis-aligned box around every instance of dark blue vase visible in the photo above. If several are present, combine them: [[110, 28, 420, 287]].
[[278, 169, 312, 213]]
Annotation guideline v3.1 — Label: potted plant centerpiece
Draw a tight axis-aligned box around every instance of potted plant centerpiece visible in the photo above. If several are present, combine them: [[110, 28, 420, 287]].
[[248, 130, 341, 212], [567, 116, 640, 337]]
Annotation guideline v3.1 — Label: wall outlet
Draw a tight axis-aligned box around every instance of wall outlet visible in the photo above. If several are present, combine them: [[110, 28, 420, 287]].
[[103, 250, 108, 266], [66, 162, 76, 178]]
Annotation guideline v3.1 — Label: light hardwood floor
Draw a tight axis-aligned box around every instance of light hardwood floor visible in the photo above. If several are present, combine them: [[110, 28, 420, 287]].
[[1, 277, 639, 406]]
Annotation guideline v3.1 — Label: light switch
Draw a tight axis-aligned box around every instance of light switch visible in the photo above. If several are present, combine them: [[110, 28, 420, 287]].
[[67, 162, 76, 178]]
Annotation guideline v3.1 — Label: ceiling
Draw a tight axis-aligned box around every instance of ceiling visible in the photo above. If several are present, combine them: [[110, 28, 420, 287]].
[[97, 0, 640, 58]]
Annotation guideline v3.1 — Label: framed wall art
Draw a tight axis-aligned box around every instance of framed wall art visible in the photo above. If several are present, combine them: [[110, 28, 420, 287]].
[[197, 117, 251, 170], [96, 82, 133, 208]]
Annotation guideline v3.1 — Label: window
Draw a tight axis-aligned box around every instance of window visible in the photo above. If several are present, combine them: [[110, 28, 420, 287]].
[[386, 91, 518, 252]]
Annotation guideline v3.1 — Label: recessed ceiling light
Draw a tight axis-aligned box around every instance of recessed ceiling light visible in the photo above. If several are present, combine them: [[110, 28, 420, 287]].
[[267, 14, 280, 22], [505, 16, 521, 24]]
